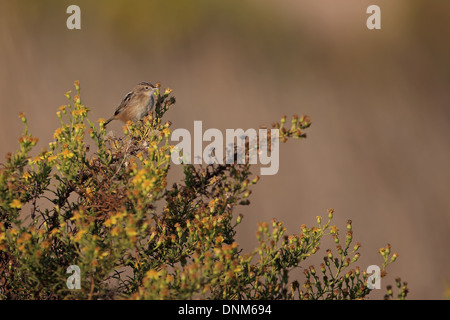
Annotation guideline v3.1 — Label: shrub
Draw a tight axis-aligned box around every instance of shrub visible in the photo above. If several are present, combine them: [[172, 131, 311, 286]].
[[0, 81, 407, 300]]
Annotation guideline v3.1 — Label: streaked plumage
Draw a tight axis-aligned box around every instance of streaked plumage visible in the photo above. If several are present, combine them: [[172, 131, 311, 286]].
[[104, 82, 157, 126]]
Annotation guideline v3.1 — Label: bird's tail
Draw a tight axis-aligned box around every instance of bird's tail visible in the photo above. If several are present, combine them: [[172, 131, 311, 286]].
[[104, 117, 114, 127]]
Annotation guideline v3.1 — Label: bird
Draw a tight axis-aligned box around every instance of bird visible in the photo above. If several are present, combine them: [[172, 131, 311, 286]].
[[104, 82, 158, 126]]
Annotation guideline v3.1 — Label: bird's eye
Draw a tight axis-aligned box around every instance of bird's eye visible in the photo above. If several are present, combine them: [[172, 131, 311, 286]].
[[145, 86, 149, 90]]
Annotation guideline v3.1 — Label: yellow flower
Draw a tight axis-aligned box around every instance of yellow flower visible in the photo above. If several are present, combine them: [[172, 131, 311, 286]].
[[132, 169, 147, 184], [146, 269, 161, 280], [29, 156, 41, 165], [17, 232, 31, 244], [22, 172, 31, 181], [72, 106, 87, 117], [70, 210, 83, 221], [73, 229, 87, 242], [141, 179, 152, 191], [48, 155, 57, 163], [104, 219, 112, 227], [60, 148, 74, 159], [125, 227, 137, 238], [75, 135, 83, 144], [30, 136, 39, 145], [111, 226, 121, 236], [166, 275, 174, 283], [311, 227, 320, 233], [110, 211, 126, 225], [330, 225, 339, 234], [53, 128, 63, 140], [161, 127, 171, 137], [10, 199, 22, 209], [74, 123, 85, 132]]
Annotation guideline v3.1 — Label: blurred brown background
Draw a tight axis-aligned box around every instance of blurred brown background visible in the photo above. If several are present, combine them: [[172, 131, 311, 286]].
[[1, 0, 449, 299]]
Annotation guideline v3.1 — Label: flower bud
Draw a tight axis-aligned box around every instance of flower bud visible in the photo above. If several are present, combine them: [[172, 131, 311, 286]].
[[387, 285, 393, 296], [333, 234, 339, 244], [327, 208, 334, 220], [385, 243, 391, 255], [395, 278, 401, 288], [391, 252, 399, 262], [343, 258, 350, 267], [320, 263, 326, 273], [309, 265, 316, 275], [327, 249, 333, 260], [18, 112, 26, 123], [303, 268, 310, 279], [346, 220, 352, 231], [280, 115, 286, 127], [345, 231, 353, 244]]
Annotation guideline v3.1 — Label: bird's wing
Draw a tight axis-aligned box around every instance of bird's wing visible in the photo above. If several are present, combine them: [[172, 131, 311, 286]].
[[114, 91, 133, 116]]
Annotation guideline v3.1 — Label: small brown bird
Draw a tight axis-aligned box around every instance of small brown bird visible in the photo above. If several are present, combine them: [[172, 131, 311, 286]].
[[104, 82, 158, 126]]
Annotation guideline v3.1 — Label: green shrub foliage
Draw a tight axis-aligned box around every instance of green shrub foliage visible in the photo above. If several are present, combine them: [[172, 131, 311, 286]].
[[0, 82, 407, 300]]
